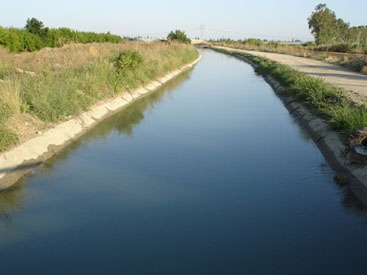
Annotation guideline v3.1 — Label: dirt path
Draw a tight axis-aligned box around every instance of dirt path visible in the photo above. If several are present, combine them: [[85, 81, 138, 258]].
[[216, 46, 367, 106]]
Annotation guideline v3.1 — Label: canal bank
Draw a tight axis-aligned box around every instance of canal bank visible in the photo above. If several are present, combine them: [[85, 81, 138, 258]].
[[0, 55, 201, 191], [211, 46, 367, 204], [1, 49, 366, 274]]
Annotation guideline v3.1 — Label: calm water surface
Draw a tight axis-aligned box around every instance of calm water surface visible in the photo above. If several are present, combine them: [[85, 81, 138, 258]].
[[1, 50, 367, 274]]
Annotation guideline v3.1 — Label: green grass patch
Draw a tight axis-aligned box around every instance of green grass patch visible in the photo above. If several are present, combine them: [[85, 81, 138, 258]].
[[0, 127, 17, 151]]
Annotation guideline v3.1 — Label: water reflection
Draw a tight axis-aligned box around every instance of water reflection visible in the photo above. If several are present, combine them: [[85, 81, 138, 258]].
[[0, 68, 193, 224], [1, 49, 367, 274], [0, 181, 27, 231], [341, 187, 367, 214]]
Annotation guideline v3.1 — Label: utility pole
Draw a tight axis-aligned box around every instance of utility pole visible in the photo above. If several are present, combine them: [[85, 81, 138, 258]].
[[357, 30, 362, 49], [200, 25, 205, 41]]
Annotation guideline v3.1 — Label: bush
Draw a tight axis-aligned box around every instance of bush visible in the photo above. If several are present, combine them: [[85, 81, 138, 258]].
[[167, 30, 191, 44], [244, 38, 261, 47], [328, 43, 355, 53], [0, 18, 123, 53], [113, 50, 144, 88], [327, 101, 367, 133], [343, 56, 367, 73]]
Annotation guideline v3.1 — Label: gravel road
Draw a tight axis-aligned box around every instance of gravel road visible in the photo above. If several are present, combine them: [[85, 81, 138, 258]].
[[217, 46, 367, 106]]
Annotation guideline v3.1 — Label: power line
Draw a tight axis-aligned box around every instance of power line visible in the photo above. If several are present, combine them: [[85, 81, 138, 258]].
[[200, 25, 205, 40]]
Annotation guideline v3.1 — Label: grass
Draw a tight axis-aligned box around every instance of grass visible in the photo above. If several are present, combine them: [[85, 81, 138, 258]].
[[218, 47, 367, 134], [0, 41, 199, 151]]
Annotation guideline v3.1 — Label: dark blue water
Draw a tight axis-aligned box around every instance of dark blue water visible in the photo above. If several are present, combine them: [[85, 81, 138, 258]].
[[0, 50, 366, 275]]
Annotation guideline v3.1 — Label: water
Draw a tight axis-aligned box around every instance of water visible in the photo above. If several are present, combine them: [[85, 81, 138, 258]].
[[0, 50, 366, 275]]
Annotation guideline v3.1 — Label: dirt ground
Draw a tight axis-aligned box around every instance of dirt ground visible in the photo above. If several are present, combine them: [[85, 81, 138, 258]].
[[216, 46, 367, 106]]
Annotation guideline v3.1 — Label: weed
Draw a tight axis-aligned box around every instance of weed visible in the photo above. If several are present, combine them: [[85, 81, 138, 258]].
[[0, 127, 17, 151], [0, 41, 199, 149]]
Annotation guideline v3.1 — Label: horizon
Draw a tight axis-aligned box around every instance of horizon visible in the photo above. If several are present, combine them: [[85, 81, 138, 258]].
[[2, 0, 367, 42]]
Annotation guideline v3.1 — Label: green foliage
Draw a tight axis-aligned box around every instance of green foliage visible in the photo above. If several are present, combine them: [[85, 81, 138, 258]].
[[0, 99, 18, 150], [167, 30, 191, 44], [302, 41, 316, 47], [289, 75, 341, 110], [308, 4, 367, 47], [25, 18, 48, 37], [0, 18, 123, 53], [0, 127, 17, 151], [244, 38, 261, 46], [113, 50, 143, 73], [15, 43, 197, 124], [113, 50, 144, 89], [326, 101, 367, 133], [341, 56, 367, 73], [308, 4, 339, 44], [0, 98, 13, 125]]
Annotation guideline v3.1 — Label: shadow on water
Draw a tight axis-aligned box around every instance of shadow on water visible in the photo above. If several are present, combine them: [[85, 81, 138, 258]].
[[0, 182, 27, 230], [0, 68, 194, 224]]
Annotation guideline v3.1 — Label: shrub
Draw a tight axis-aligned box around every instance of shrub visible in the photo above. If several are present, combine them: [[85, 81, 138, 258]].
[[113, 50, 143, 88], [328, 43, 355, 53], [167, 30, 191, 44], [326, 101, 367, 133], [0, 18, 123, 53], [245, 38, 261, 47]]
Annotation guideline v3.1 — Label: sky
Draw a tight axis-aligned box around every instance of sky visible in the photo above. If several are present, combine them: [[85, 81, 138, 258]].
[[2, 0, 367, 42]]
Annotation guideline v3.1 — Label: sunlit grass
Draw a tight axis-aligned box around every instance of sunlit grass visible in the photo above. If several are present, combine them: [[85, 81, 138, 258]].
[[0, 41, 199, 151]]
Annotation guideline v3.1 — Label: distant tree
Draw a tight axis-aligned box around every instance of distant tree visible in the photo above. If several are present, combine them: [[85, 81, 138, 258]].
[[25, 18, 48, 37], [308, 4, 338, 44], [167, 30, 191, 43], [335, 18, 350, 42]]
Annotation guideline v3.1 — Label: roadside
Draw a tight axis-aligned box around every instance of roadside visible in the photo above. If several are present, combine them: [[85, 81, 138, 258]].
[[214, 46, 367, 106]]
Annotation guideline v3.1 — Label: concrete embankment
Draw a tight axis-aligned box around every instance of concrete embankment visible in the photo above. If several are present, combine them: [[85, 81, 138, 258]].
[[0, 55, 202, 191], [212, 47, 367, 204]]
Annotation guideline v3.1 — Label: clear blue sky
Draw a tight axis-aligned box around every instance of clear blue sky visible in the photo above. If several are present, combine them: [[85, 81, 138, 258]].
[[2, 0, 366, 41]]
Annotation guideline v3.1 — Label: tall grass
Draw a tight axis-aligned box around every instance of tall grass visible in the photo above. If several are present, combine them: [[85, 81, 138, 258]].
[[0, 41, 199, 151]]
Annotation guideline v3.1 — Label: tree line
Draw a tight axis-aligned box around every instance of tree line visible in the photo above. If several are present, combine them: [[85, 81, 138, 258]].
[[308, 4, 367, 47], [0, 18, 123, 53]]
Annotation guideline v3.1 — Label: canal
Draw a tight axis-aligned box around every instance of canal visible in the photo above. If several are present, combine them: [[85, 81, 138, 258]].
[[0, 49, 366, 274]]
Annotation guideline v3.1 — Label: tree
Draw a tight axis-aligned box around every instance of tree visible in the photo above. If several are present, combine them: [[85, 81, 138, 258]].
[[308, 4, 338, 44], [167, 30, 191, 44], [25, 18, 48, 37], [335, 18, 349, 42]]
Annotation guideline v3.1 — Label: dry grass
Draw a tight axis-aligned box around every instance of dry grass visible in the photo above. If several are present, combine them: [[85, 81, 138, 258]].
[[0, 41, 199, 151], [212, 42, 367, 75]]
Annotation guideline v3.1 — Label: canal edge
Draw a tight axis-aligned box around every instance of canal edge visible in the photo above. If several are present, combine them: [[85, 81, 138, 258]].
[[211, 47, 367, 204], [0, 55, 202, 191]]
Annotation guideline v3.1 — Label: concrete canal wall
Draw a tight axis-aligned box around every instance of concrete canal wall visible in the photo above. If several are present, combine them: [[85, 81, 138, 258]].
[[0, 55, 202, 191]]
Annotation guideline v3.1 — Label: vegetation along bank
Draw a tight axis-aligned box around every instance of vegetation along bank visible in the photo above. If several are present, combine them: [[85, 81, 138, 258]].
[[0, 39, 199, 189], [210, 4, 367, 75]]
